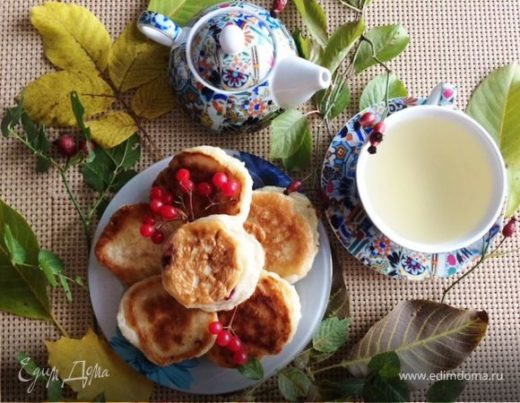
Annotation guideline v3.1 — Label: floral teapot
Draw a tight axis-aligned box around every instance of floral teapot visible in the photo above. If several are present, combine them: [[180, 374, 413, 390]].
[[138, 2, 331, 132]]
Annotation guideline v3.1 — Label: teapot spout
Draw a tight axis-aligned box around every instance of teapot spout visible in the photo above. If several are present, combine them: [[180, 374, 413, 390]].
[[270, 57, 332, 109]]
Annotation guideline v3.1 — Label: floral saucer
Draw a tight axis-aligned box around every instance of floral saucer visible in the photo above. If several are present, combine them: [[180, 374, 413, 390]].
[[88, 151, 332, 393], [321, 91, 501, 280]]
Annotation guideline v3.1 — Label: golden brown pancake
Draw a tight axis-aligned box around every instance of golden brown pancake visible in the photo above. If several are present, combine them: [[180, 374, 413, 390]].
[[153, 146, 252, 222], [207, 271, 301, 368], [95, 204, 179, 285], [162, 215, 264, 312], [117, 275, 217, 366], [245, 186, 319, 283]]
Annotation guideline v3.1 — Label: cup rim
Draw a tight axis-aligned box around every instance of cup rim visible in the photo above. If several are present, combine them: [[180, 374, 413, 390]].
[[356, 105, 507, 254]]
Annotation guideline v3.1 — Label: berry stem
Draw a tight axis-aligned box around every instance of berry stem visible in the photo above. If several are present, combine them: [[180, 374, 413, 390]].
[[441, 236, 506, 304]]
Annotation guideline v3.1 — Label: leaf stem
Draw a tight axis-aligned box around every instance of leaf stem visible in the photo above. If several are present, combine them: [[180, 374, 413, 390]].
[[58, 169, 91, 250], [339, 0, 363, 13], [103, 77, 163, 161], [50, 311, 70, 338], [441, 236, 505, 303]]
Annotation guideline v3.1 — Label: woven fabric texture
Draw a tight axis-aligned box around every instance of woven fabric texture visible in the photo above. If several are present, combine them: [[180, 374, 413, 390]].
[[1, 0, 519, 401]]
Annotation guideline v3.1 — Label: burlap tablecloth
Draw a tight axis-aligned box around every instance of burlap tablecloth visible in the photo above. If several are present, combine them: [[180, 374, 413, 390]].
[[1, 0, 519, 401]]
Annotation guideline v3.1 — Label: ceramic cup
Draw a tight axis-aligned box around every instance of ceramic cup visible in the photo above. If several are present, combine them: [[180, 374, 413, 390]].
[[356, 93, 507, 254]]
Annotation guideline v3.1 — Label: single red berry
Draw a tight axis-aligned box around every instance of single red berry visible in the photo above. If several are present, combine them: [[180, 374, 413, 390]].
[[151, 230, 164, 244], [216, 330, 231, 347], [161, 192, 174, 205], [502, 218, 517, 238], [176, 168, 191, 183], [140, 223, 155, 238], [221, 179, 240, 197], [359, 112, 376, 128], [212, 172, 228, 188], [180, 179, 194, 193], [370, 132, 383, 144], [368, 145, 377, 154], [233, 350, 248, 365], [208, 321, 223, 335], [55, 134, 77, 157], [150, 186, 164, 201], [373, 121, 386, 134], [286, 180, 302, 194], [228, 336, 242, 352], [150, 198, 164, 213], [142, 215, 155, 225], [160, 205, 178, 220], [197, 182, 213, 197]]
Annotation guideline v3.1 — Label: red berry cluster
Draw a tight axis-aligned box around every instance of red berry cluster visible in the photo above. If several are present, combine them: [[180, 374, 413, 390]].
[[208, 320, 248, 365], [139, 169, 241, 244], [359, 112, 386, 155], [140, 186, 180, 244]]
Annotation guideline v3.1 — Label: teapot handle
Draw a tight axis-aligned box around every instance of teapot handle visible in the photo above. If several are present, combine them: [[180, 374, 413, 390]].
[[137, 11, 185, 48], [426, 83, 457, 108]]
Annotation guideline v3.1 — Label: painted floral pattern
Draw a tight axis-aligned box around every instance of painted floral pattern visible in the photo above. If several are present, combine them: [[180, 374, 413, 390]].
[[321, 93, 502, 280], [169, 2, 297, 132]]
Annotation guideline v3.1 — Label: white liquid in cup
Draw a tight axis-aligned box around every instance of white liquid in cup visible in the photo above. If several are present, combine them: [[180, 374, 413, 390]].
[[356, 106, 506, 254]]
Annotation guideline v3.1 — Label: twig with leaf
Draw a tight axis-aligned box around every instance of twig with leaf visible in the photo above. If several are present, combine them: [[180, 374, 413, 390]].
[[271, 0, 410, 170], [2, 94, 141, 249]]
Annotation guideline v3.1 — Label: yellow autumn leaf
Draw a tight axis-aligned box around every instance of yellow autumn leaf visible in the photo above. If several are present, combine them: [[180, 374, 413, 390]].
[[109, 23, 170, 92], [131, 74, 175, 119], [24, 71, 114, 127], [46, 328, 154, 401], [31, 2, 112, 74], [87, 111, 138, 148]]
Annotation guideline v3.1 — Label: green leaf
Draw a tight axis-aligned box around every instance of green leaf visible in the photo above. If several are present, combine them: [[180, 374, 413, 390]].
[[70, 92, 95, 163], [313, 316, 351, 353], [321, 80, 351, 120], [293, 30, 322, 64], [359, 73, 407, 110], [466, 63, 520, 216], [277, 367, 312, 402], [321, 19, 365, 74], [282, 126, 312, 171], [4, 224, 27, 265], [347, 300, 488, 388], [355, 24, 409, 73], [1, 103, 24, 137], [19, 110, 51, 173], [363, 374, 410, 402], [38, 249, 64, 288], [292, 0, 328, 47], [0, 199, 51, 320], [59, 275, 72, 302], [427, 379, 466, 403], [148, 0, 222, 25], [319, 378, 365, 400], [270, 109, 309, 159], [112, 170, 138, 192], [238, 358, 264, 381], [368, 351, 400, 379]]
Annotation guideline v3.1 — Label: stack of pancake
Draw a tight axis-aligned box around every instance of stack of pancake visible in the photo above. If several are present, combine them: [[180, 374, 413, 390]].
[[96, 146, 320, 368]]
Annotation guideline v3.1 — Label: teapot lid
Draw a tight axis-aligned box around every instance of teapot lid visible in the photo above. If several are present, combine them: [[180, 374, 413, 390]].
[[189, 7, 276, 92]]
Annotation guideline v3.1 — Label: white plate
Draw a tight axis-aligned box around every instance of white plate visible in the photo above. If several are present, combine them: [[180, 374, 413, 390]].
[[88, 154, 333, 394]]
